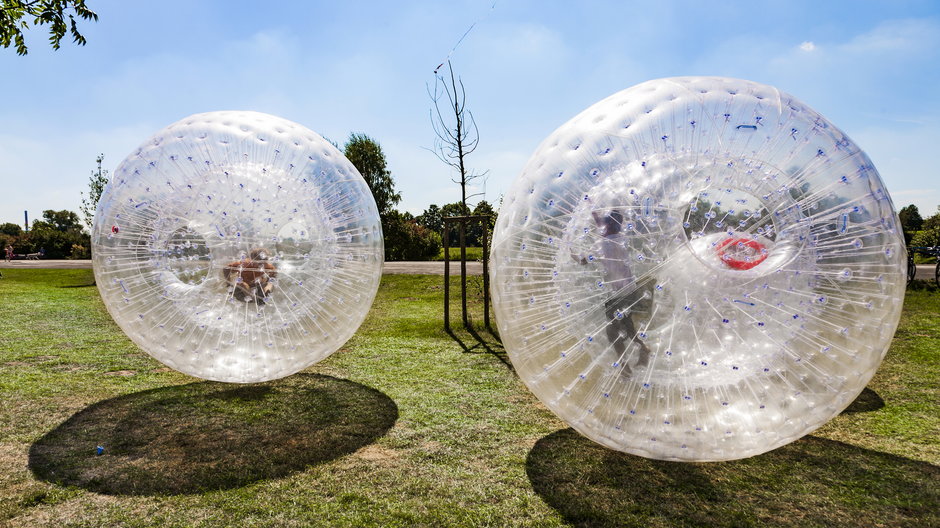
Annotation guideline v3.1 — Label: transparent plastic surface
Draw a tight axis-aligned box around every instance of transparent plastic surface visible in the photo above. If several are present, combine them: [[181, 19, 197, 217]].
[[491, 77, 906, 461], [92, 111, 383, 383]]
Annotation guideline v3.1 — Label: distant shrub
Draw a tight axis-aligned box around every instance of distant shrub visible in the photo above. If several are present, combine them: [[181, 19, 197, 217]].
[[911, 228, 940, 249], [383, 211, 442, 261], [70, 244, 90, 260]]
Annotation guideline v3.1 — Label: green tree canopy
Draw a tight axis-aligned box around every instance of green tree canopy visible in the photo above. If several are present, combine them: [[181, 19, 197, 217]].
[[343, 133, 401, 217], [468, 200, 497, 246], [440, 201, 468, 244], [34, 209, 83, 232], [382, 210, 440, 261], [472, 200, 496, 222], [0, 222, 22, 236], [0, 0, 98, 55], [899, 204, 924, 233], [22, 209, 88, 258], [910, 206, 940, 248], [416, 204, 443, 234], [440, 201, 470, 219], [924, 207, 940, 229]]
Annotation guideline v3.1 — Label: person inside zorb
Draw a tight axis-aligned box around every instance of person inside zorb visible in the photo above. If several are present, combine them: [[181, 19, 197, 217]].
[[573, 209, 653, 376], [222, 248, 278, 305]]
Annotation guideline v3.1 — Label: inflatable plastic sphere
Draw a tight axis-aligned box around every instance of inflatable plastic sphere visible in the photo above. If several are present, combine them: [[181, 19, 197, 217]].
[[92, 111, 383, 383], [491, 77, 905, 461]]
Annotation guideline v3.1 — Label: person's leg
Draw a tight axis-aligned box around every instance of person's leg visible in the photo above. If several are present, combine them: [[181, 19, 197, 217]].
[[621, 314, 651, 368], [233, 282, 254, 303], [608, 290, 652, 368], [253, 282, 268, 305], [605, 298, 632, 376]]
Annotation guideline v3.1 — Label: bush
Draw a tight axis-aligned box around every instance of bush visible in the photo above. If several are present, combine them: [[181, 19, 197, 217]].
[[382, 211, 442, 261], [70, 244, 90, 260], [911, 228, 940, 249], [24, 228, 88, 259]]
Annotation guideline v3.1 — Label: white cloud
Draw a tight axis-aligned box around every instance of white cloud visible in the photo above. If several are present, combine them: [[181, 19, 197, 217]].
[[800, 41, 816, 52], [840, 18, 940, 54]]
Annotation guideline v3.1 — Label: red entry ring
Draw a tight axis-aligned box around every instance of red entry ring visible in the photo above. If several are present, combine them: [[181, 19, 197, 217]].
[[716, 237, 768, 270]]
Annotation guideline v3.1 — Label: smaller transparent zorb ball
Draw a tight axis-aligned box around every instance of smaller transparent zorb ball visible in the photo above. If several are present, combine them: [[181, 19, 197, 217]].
[[491, 77, 906, 461], [92, 111, 383, 383]]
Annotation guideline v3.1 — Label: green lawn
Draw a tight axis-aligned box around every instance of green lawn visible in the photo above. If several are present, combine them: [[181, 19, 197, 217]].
[[0, 269, 937, 527], [432, 246, 485, 261]]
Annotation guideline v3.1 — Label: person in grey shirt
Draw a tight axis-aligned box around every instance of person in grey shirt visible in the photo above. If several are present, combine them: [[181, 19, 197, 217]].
[[577, 210, 651, 376]]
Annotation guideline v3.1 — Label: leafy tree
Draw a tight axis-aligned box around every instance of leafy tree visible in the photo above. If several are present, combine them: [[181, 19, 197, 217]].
[[899, 204, 924, 232], [343, 133, 401, 217], [26, 209, 89, 258], [80, 153, 108, 229], [416, 204, 443, 235], [911, 207, 940, 248], [382, 210, 441, 261], [910, 228, 940, 248], [440, 201, 470, 218], [464, 199, 496, 247], [0, 223, 23, 255], [0, 0, 98, 55], [923, 207, 940, 230], [0, 222, 22, 236], [440, 201, 471, 245], [36, 208, 82, 231], [471, 199, 497, 233]]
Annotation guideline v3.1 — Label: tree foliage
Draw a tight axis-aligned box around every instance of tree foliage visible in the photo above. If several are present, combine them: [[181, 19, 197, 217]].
[[0, 0, 98, 55], [468, 200, 497, 246], [19, 209, 89, 258], [433, 200, 497, 247], [80, 153, 108, 229], [1, 209, 89, 259], [382, 210, 441, 261], [910, 206, 940, 248], [415, 204, 442, 234], [36, 209, 82, 231], [0, 222, 22, 236], [340, 133, 436, 260], [343, 133, 401, 217], [899, 204, 924, 232]]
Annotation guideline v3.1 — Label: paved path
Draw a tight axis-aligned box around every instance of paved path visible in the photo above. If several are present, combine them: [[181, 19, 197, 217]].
[[0, 259, 95, 270], [912, 263, 937, 281], [0, 259, 485, 276], [3, 259, 936, 281]]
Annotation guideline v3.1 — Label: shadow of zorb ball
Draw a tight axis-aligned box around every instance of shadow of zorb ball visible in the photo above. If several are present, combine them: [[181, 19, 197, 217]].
[[92, 111, 383, 383], [491, 77, 906, 461]]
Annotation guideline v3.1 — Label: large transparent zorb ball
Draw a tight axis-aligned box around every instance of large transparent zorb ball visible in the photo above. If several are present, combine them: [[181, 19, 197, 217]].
[[491, 77, 905, 461], [92, 111, 383, 383]]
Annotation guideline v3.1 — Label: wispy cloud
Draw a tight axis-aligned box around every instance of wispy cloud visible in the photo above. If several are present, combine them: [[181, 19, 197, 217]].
[[840, 18, 940, 54]]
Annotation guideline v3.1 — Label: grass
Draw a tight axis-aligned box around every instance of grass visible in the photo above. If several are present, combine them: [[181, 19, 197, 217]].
[[432, 246, 485, 261], [0, 269, 937, 527]]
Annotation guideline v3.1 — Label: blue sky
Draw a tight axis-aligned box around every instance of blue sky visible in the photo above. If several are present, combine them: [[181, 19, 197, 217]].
[[1, 0, 938, 227]]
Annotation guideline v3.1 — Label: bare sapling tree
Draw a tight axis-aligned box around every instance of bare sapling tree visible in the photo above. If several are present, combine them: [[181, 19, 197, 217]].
[[429, 60, 488, 212]]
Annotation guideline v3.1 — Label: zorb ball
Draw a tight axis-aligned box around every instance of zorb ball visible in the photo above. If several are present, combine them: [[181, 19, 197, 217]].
[[92, 111, 383, 383], [491, 77, 906, 461]]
